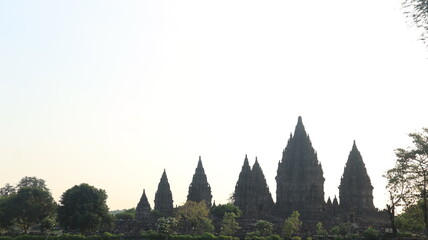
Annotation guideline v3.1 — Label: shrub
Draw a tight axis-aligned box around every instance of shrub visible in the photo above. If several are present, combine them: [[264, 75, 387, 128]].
[[363, 227, 379, 240], [201, 233, 215, 240], [268, 234, 282, 240]]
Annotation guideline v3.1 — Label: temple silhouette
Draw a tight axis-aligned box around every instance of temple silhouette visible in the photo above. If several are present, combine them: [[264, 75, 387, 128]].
[[134, 116, 387, 233]]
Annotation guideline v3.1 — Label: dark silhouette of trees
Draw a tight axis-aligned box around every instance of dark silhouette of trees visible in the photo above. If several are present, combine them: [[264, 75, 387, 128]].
[[0, 177, 56, 234], [404, 0, 428, 45], [57, 183, 113, 234], [387, 128, 428, 235], [16, 176, 49, 192], [175, 201, 214, 235], [10, 187, 56, 233]]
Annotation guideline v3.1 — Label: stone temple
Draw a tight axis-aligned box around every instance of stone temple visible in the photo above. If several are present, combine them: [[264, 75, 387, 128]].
[[134, 116, 387, 233]]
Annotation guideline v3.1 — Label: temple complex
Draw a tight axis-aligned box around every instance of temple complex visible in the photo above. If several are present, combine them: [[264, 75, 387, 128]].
[[187, 156, 213, 207], [131, 116, 387, 234]]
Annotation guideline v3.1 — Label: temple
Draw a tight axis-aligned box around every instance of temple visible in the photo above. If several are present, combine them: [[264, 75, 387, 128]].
[[187, 156, 213, 207], [276, 116, 325, 221], [154, 170, 173, 216], [132, 116, 387, 234], [136, 189, 151, 221]]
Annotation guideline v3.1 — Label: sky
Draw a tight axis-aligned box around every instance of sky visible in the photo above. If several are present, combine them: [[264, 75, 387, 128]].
[[0, 0, 427, 211]]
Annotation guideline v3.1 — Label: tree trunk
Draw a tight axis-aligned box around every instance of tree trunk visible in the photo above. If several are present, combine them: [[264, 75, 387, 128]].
[[423, 175, 428, 236], [387, 204, 397, 237]]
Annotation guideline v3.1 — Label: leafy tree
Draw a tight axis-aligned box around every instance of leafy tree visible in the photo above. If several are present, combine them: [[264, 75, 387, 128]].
[[211, 203, 242, 219], [282, 211, 302, 239], [175, 201, 214, 235], [0, 184, 16, 197], [39, 217, 56, 234], [220, 212, 241, 236], [0, 196, 14, 231], [384, 160, 411, 237], [331, 225, 341, 235], [403, 0, 428, 45], [255, 220, 273, 237], [363, 227, 379, 240], [315, 222, 328, 236], [156, 217, 178, 235], [57, 183, 112, 234], [115, 208, 136, 221], [387, 128, 428, 235], [331, 223, 351, 236], [17, 176, 49, 192], [9, 187, 56, 233], [396, 201, 425, 234]]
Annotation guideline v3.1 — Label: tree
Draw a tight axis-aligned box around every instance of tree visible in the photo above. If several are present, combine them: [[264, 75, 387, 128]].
[[0, 196, 15, 231], [282, 211, 302, 239], [57, 183, 112, 233], [384, 160, 412, 237], [9, 187, 56, 233], [220, 212, 241, 236], [396, 201, 425, 234], [0, 184, 16, 197], [175, 201, 214, 235], [315, 222, 328, 236], [403, 0, 428, 45], [156, 217, 178, 235], [255, 220, 273, 237], [387, 128, 428, 235], [17, 176, 49, 192], [211, 203, 242, 219], [115, 208, 136, 221]]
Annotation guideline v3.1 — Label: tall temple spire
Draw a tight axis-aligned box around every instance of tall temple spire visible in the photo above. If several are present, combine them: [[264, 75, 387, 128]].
[[136, 189, 152, 221], [251, 157, 274, 218], [233, 155, 252, 215], [276, 116, 325, 220], [154, 170, 174, 216], [339, 141, 374, 212], [187, 156, 212, 207]]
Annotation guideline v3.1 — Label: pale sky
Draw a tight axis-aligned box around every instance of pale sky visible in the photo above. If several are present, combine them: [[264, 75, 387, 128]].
[[0, 0, 427, 211]]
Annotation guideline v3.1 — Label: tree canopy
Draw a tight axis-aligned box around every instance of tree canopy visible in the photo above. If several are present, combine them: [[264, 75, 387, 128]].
[[404, 0, 428, 45], [17, 176, 49, 192], [10, 187, 56, 233], [175, 201, 214, 235], [386, 128, 428, 235], [57, 183, 112, 233]]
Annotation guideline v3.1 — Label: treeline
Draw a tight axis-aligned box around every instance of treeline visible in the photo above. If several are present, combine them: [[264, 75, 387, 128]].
[[0, 178, 112, 235]]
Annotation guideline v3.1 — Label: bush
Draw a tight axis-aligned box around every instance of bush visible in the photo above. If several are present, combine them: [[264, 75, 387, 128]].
[[59, 234, 86, 240], [363, 227, 379, 240], [291, 237, 301, 240], [267, 234, 282, 240]]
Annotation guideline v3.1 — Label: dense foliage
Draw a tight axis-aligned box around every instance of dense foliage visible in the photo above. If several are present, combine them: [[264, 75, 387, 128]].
[[57, 183, 113, 234], [386, 128, 428, 235], [282, 211, 301, 239], [0, 177, 56, 234], [404, 0, 428, 45], [175, 201, 214, 235]]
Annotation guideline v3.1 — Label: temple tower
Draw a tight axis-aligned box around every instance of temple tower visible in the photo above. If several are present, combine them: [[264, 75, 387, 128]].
[[136, 189, 152, 221], [339, 142, 375, 220], [251, 158, 274, 218], [187, 156, 213, 207], [233, 155, 252, 215], [276, 116, 325, 220], [154, 170, 174, 216], [233, 156, 274, 218]]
